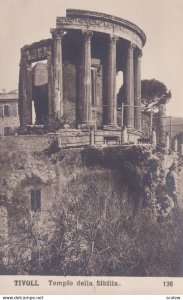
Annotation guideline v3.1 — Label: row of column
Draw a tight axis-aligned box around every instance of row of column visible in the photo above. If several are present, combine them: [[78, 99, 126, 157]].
[[51, 29, 94, 127], [76, 31, 142, 130], [19, 28, 142, 131], [124, 44, 142, 130], [49, 30, 141, 130]]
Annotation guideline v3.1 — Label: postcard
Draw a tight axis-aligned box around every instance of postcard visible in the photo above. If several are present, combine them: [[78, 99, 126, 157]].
[[0, 0, 183, 296]]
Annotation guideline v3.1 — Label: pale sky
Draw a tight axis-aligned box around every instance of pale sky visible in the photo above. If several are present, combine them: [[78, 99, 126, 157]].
[[0, 0, 183, 116]]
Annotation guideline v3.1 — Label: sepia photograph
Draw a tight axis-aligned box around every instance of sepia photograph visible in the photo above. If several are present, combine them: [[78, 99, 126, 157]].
[[0, 0, 183, 295]]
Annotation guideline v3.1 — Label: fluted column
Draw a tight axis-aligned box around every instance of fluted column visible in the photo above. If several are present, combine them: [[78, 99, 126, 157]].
[[47, 50, 53, 116], [105, 35, 118, 128], [19, 57, 32, 128], [124, 42, 135, 128], [134, 49, 142, 131], [80, 30, 93, 127], [76, 64, 82, 126], [51, 29, 64, 116]]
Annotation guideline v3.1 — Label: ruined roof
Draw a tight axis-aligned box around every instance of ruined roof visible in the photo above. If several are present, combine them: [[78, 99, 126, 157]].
[[0, 91, 18, 101], [66, 8, 146, 46]]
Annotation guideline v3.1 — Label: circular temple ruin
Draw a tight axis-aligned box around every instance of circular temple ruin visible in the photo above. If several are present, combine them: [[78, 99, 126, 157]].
[[19, 9, 146, 142]]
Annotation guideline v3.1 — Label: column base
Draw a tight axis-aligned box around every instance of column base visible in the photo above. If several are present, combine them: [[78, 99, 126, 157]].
[[127, 127, 142, 134], [78, 121, 96, 130], [126, 125, 134, 130], [103, 124, 120, 131]]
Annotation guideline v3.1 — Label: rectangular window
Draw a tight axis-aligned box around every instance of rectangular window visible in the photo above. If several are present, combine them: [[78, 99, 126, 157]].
[[4, 127, 11, 136], [3, 105, 11, 117], [31, 190, 41, 212]]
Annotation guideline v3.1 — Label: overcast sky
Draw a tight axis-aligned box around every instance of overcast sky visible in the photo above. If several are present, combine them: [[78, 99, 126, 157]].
[[0, 0, 183, 116]]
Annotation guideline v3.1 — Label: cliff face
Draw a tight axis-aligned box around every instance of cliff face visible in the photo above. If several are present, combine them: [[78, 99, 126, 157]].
[[0, 137, 182, 276]]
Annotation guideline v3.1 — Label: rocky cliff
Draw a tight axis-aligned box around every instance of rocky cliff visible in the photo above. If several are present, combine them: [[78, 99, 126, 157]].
[[0, 137, 183, 276]]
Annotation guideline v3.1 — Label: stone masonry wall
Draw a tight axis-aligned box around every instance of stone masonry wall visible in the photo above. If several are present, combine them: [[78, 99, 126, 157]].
[[0, 136, 49, 152], [0, 102, 19, 135]]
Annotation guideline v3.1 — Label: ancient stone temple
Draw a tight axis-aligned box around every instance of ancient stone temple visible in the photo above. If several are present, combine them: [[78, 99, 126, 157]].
[[19, 9, 146, 141]]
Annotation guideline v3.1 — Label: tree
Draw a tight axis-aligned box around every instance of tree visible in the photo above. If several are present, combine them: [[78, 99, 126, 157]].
[[117, 79, 172, 111], [141, 79, 171, 111]]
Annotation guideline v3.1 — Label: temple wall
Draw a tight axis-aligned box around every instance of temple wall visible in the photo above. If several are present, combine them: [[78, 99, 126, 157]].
[[63, 62, 76, 103], [63, 62, 76, 126]]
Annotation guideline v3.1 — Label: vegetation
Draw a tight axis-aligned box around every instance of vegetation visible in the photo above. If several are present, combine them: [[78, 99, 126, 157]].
[[0, 145, 183, 276], [141, 79, 171, 111], [17, 110, 75, 136], [117, 79, 171, 111], [1, 188, 182, 276]]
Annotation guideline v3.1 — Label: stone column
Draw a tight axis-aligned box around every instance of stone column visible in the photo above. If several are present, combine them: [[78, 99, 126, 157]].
[[134, 49, 142, 131], [124, 43, 135, 128], [47, 50, 53, 117], [104, 35, 118, 128], [19, 56, 32, 128], [80, 30, 93, 127], [76, 64, 83, 126], [51, 29, 64, 117]]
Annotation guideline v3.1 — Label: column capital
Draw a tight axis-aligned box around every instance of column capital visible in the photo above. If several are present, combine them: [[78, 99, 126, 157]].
[[135, 48, 143, 58], [82, 30, 93, 41], [127, 42, 136, 53], [108, 34, 119, 45], [19, 57, 27, 67], [26, 64, 32, 71], [46, 49, 52, 57], [50, 28, 65, 40], [19, 51, 28, 66]]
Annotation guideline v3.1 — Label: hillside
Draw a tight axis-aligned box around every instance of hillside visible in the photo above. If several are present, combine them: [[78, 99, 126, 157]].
[[0, 136, 183, 276]]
